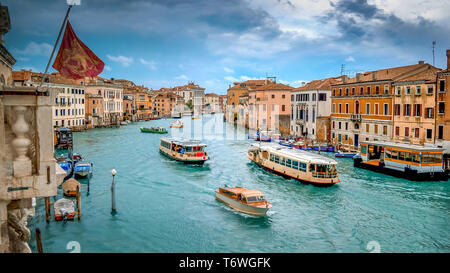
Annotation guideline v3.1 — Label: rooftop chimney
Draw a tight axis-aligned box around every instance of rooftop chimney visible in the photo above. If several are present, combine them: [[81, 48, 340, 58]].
[[418, 60, 424, 65], [341, 75, 347, 83], [356, 73, 361, 82], [372, 71, 377, 81], [447, 49, 450, 70]]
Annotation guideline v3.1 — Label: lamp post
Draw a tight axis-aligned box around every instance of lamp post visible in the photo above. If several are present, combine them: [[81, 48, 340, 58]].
[[111, 169, 117, 212]]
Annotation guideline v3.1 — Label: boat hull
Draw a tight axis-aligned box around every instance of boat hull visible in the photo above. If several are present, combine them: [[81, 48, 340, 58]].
[[140, 128, 167, 134], [160, 149, 207, 165], [215, 191, 270, 216]]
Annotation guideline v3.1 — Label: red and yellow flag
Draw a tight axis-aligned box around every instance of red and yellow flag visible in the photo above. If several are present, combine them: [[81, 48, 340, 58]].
[[52, 20, 104, 79]]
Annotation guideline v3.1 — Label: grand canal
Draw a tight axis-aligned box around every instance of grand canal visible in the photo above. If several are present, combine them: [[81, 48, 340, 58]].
[[28, 114, 449, 253]]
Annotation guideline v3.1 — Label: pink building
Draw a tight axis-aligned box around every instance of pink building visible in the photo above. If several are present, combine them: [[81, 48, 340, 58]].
[[248, 82, 293, 136]]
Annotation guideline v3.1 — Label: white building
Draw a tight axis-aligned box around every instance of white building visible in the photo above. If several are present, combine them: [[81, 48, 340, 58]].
[[204, 93, 221, 113], [290, 77, 341, 142]]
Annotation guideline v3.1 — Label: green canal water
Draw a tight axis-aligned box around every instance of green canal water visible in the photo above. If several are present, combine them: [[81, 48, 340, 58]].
[[28, 114, 449, 253]]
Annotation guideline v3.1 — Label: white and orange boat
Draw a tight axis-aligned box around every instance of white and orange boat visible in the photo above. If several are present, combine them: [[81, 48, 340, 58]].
[[248, 143, 340, 186], [215, 187, 272, 216], [169, 120, 184, 128]]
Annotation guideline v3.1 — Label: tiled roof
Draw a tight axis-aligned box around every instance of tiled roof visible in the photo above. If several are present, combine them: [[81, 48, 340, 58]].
[[394, 66, 441, 82], [293, 77, 342, 91], [12, 70, 32, 81], [333, 63, 434, 86], [252, 82, 293, 91]]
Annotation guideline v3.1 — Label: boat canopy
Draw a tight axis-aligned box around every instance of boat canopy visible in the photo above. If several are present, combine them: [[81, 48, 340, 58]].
[[241, 190, 264, 198], [251, 143, 337, 165], [162, 137, 207, 147], [361, 141, 444, 152]]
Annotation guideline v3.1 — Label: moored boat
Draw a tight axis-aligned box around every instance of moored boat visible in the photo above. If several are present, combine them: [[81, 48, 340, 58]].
[[335, 151, 358, 158], [54, 198, 76, 221], [56, 154, 73, 179], [140, 126, 168, 134], [354, 141, 447, 180], [62, 178, 81, 197], [159, 137, 209, 164], [215, 186, 272, 216], [74, 161, 93, 178], [248, 143, 339, 186]]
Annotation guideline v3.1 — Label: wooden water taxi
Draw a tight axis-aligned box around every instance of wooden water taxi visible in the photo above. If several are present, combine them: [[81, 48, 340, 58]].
[[170, 120, 184, 128], [248, 143, 339, 186], [140, 126, 167, 134], [159, 137, 209, 164], [354, 141, 447, 180], [62, 178, 81, 197], [215, 187, 272, 216], [54, 127, 73, 149]]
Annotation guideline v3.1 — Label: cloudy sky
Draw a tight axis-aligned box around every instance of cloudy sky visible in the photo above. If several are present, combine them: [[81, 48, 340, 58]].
[[4, 0, 450, 94]]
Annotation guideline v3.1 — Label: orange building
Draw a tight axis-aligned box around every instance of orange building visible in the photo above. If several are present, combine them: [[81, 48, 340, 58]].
[[248, 81, 293, 136], [85, 93, 104, 128], [154, 92, 181, 117], [331, 62, 437, 149], [392, 65, 441, 145], [436, 50, 450, 158], [226, 79, 265, 123]]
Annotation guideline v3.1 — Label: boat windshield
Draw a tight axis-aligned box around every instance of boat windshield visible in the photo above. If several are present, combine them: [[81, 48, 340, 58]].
[[245, 196, 265, 202]]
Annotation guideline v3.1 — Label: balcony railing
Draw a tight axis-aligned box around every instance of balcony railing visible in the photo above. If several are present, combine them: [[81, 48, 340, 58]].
[[350, 114, 361, 122]]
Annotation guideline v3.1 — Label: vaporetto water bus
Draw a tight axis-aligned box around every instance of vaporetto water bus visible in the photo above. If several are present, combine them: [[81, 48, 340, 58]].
[[353, 141, 447, 180], [159, 137, 209, 164], [248, 143, 340, 186]]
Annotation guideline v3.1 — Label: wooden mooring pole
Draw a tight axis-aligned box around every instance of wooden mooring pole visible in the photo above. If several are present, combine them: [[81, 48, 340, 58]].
[[35, 228, 43, 253], [45, 197, 50, 223], [76, 186, 81, 220]]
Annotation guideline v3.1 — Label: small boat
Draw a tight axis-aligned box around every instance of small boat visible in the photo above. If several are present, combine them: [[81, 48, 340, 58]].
[[215, 186, 272, 216], [72, 153, 83, 164], [335, 151, 358, 158], [170, 120, 184, 128], [172, 112, 182, 119], [248, 143, 339, 186], [74, 161, 93, 178], [140, 126, 168, 134], [54, 198, 76, 221], [120, 121, 127, 125], [62, 178, 81, 197], [192, 116, 201, 119], [159, 137, 209, 164], [56, 155, 73, 179]]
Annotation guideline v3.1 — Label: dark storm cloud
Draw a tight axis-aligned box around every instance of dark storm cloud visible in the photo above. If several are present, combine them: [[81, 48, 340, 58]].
[[324, 0, 450, 50]]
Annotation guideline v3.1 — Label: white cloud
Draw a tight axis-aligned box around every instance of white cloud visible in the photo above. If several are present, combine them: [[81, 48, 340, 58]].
[[224, 76, 239, 82], [140, 58, 157, 70], [175, 74, 188, 80], [14, 42, 52, 56], [107, 55, 134, 67], [346, 56, 356, 62], [223, 67, 234, 73], [104, 65, 112, 71]]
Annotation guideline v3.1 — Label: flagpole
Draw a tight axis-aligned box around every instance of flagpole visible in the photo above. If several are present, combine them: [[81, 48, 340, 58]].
[[40, 5, 73, 86]]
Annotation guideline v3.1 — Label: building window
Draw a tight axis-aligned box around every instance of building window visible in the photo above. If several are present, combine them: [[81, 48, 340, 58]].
[[352, 88, 355, 95], [282, 94, 285, 99], [318, 93, 326, 101], [439, 80, 445, 92], [383, 126, 387, 136], [426, 129, 433, 140], [366, 103, 370, 114], [383, 103, 389, 115], [394, 104, 400, 115], [438, 102, 445, 114], [332, 104, 336, 113], [345, 122, 348, 130], [396, 87, 401, 96], [271, 94, 275, 99], [281, 105, 286, 111], [404, 104, 411, 116], [375, 86, 380, 94], [414, 104, 421, 117], [332, 89, 336, 96], [375, 103, 379, 115], [427, 85, 434, 95], [338, 122, 341, 129], [345, 88, 349, 96], [339, 89, 342, 96], [367, 86, 371, 95], [415, 86, 421, 95], [395, 126, 400, 136], [406, 86, 411, 95], [426, 107, 434, 119], [414, 128, 420, 138], [374, 124, 378, 134], [438, 125, 444, 139], [345, 103, 349, 113], [332, 121, 335, 129], [55, 109, 58, 116], [384, 85, 389, 94], [366, 124, 369, 132], [405, 127, 409, 137], [339, 104, 342, 113]]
